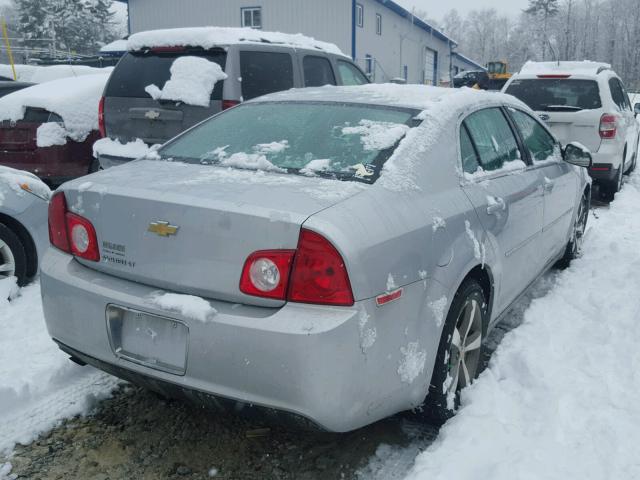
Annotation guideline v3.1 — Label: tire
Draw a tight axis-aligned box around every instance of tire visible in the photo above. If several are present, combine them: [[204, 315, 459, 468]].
[[556, 192, 589, 269], [422, 279, 487, 425], [0, 222, 28, 287], [628, 153, 637, 175], [600, 165, 623, 202]]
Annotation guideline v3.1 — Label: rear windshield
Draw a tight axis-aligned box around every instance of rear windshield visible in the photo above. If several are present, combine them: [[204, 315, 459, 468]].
[[105, 49, 227, 99], [158, 102, 419, 183], [506, 78, 602, 111]]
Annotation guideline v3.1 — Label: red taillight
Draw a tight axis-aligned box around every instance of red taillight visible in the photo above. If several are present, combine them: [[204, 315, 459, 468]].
[[48, 192, 100, 261], [239, 250, 295, 300], [288, 229, 354, 306], [48, 192, 70, 252], [537, 74, 571, 79], [240, 230, 354, 306], [98, 96, 106, 138], [600, 114, 618, 139], [222, 99, 240, 110]]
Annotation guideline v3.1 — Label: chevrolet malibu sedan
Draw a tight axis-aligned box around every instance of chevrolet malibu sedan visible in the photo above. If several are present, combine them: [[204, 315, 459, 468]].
[[41, 85, 592, 432]]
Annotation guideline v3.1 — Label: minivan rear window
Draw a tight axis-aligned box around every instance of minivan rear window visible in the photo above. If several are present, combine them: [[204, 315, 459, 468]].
[[506, 79, 602, 111], [105, 49, 227, 100], [240, 51, 294, 100]]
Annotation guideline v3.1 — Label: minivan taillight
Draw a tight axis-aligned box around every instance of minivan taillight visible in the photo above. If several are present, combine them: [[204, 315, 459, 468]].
[[98, 96, 106, 138], [599, 114, 618, 139], [48, 192, 100, 261], [239, 229, 354, 306], [222, 99, 240, 110]]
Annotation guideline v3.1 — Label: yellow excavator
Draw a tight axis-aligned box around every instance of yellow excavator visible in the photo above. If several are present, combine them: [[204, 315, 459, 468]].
[[486, 61, 512, 90]]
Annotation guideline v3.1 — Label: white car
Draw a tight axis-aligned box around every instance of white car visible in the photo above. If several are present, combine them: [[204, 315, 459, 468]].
[[503, 61, 640, 200]]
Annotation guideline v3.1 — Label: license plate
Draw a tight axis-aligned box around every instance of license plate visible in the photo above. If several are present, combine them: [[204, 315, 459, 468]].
[[106, 305, 189, 375]]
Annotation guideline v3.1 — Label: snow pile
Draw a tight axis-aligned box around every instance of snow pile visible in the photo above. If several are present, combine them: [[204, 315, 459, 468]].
[[148, 292, 218, 323], [0, 74, 108, 143], [519, 60, 611, 76], [0, 64, 112, 84], [300, 158, 331, 175], [100, 38, 128, 53], [0, 165, 51, 200], [93, 137, 158, 159], [127, 26, 345, 57], [342, 120, 410, 151], [145, 56, 227, 107], [36, 122, 67, 147], [219, 152, 285, 173], [404, 170, 640, 480], [462, 159, 528, 182], [0, 280, 119, 454]]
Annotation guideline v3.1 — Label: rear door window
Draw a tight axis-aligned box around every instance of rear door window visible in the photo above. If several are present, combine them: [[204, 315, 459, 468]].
[[460, 125, 481, 174], [509, 109, 557, 162], [337, 60, 369, 85], [463, 108, 523, 172], [609, 78, 631, 111], [303, 56, 337, 87], [240, 51, 294, 100], [105, 50, 227, 99], [505, 79, 602, 111]]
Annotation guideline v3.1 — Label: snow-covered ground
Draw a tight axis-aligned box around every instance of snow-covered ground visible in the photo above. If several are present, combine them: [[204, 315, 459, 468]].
[[358, 169, 640, 479], [0, 279, 118, 456]]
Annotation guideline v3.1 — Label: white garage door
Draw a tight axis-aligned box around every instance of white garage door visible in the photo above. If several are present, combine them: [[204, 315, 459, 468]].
[[425, 48, 438, 85]]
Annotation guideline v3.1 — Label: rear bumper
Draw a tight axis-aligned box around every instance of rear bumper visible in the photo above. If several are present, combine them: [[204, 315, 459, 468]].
[[40, 247, 433, 432], [98, 154, 134, 169], [587, 141, 624, 182]]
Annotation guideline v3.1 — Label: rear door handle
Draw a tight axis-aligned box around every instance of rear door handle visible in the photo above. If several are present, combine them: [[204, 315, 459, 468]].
[[486, 196, 505, 215], [543, 177, 555, 192]]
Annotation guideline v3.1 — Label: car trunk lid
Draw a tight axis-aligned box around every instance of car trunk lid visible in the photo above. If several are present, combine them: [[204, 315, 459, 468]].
[[63, 160, 366, 306]]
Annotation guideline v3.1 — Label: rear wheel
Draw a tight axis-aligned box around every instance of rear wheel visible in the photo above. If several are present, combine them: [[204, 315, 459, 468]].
[[0, 222, 28, 287], [423, 279, 487, 424], [557, 192, 589, 269], [600, 165, 623, 202]]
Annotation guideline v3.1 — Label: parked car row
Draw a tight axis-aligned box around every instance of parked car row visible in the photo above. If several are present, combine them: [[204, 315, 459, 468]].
[[0, 30, 634, 433]]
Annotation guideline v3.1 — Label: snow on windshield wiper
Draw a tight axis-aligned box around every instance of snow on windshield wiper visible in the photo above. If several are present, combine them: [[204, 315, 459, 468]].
[[540, 105, 583, 111]]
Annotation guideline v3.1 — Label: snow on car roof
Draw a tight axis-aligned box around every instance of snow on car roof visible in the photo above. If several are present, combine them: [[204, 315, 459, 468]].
[[0, 63, 113, 84], [100, 38, 128, 53], [127, 27, 346, 57], [0, 74, 109, 143], [519, 60, 612, 77], [252, 83, 523, 112]]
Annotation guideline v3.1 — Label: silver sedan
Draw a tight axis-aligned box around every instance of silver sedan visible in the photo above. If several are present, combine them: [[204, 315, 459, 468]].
[[0, 166, 50, 288], [41, 85, 591, 432]]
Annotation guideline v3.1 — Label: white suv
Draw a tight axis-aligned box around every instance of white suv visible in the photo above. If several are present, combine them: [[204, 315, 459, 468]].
[[503, 61, 639, 199]]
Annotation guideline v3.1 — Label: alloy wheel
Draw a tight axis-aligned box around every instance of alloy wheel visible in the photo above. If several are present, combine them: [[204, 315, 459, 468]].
[[570, 196, 588, 258], [447, 297, 483, 394], [0, 238, 16, 278]]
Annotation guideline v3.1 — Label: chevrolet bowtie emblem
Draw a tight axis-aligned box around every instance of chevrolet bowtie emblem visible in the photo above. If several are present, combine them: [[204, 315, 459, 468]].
[[145, 110, 160, 120], [148, 221, 179, 237]]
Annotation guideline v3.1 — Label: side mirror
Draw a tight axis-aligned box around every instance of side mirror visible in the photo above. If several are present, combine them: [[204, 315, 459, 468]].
[[634, 103, 640, 116], [563, 142, 592, 168]]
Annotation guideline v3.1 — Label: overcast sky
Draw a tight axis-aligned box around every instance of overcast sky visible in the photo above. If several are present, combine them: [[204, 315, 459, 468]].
[[395, 0, 529, 21]]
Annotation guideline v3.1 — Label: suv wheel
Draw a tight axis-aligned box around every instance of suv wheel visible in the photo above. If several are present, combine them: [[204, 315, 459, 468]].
[[0, 222, 28, 287], [423, 279, 487, 425]]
